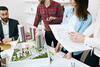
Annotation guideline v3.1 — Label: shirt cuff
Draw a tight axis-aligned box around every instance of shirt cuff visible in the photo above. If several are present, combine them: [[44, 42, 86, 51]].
[[84, 37, 94, 47], [11, 37, 15, 41]]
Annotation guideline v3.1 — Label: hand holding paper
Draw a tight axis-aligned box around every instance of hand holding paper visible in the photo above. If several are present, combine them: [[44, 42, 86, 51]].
[[50, 25, 92, 52], [70, 32, 85, 43]]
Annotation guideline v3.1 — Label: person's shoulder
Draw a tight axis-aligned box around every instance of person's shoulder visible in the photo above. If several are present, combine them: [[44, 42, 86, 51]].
[[37, 3, 44, 9], [87, 12, 92, 20], [65, 5, 73, 11], [64, 6, 74, 14], [9, 18, 18, 22], [38, 4, 42, 7], [9, 18, 19, 24], [52, 1, 61, 6]]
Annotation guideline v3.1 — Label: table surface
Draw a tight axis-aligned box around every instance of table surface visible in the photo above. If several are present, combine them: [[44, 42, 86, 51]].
[[1, 41, 90, 67]]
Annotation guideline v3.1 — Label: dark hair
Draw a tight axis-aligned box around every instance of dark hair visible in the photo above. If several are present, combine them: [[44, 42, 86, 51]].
[[39, 0, 52, 4], [0, 6, 8, 11], [75, 0, 89, 20]]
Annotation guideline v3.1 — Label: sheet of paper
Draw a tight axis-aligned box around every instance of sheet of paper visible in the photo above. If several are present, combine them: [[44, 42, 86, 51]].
[[50, 58, 90, 67], [50, 25, 92, 52]]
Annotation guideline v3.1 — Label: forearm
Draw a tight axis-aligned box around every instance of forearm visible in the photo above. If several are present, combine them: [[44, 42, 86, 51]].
[[34, 18, 41, 27]]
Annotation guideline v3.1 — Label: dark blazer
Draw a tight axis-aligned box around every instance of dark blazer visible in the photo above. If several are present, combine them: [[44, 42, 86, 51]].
[[0, 18, 19, 41]]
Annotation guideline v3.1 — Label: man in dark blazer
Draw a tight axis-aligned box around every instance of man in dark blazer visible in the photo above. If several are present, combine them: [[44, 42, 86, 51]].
[[0, 6, 19, 43]]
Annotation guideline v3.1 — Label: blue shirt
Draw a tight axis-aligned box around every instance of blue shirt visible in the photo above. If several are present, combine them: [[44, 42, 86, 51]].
[[62, 6, 92, 55]]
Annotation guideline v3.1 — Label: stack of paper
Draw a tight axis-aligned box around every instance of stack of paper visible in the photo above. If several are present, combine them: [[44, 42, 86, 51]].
[[50, 25, 92, 52]]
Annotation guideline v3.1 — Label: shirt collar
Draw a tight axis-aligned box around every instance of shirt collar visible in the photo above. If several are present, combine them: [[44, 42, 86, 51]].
[[1, 19, 9, 25]]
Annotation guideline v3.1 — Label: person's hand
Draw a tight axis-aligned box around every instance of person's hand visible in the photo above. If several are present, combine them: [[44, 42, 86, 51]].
[[2, 38, 12, 43], [49, 16, 56, 21], [63, 52, 72, 59], [46, 16, 57, 21], [70, 32, 85, 43], [55, 43, 61, 53]]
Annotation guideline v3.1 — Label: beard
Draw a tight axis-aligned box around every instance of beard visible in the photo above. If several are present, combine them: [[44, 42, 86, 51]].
[[1, 18, 8, 22]]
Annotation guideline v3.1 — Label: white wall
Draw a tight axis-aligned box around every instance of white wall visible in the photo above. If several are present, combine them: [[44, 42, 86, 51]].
[[0, 0, 25, 23], [88, 0, 100, 22], [0, 0, 99, 31], [0, 0, 37, 32]]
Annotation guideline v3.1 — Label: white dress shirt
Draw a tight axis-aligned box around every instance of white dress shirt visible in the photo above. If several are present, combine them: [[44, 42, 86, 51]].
[[1, 21, 9, 38]]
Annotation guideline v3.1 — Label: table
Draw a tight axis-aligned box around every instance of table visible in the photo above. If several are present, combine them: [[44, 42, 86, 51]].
[[1, 41, 90, 67]]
